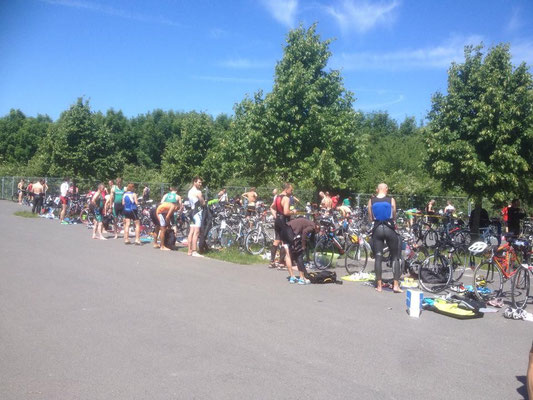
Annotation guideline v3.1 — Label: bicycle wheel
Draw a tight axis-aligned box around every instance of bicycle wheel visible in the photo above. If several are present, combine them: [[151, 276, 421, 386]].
[[423, 229, 438, 248], [344, 242, 368, 274], [80, 209, 94, 225], [313, 238, 335, 270], [511, 267, 530, 309], [449, 246, 468, 283], [418, 254, 452, 293], [472, 261, 504, 301], [245, 229, 266, 255], [220, 227, 237, 248], [177, 218, 190, 238], [451, 230, 471, 246]]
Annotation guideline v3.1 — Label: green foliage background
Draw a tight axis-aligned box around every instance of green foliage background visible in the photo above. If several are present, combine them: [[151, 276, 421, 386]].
[[1, 26, 531, 210]]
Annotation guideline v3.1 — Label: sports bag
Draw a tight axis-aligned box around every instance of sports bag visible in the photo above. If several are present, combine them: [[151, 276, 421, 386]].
[[305, 271, 340, 284], [164, 229, 176, 249]]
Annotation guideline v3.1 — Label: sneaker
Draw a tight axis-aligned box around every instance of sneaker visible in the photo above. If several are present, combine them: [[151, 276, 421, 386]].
[[60, 221, 69, 225], [298, 278, 311, 285], [191, 251, 204, 258], [289, 276, 298, 284]]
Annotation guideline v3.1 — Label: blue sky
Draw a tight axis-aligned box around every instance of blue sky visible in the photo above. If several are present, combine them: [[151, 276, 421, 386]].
[[1, 0, 532, 122]]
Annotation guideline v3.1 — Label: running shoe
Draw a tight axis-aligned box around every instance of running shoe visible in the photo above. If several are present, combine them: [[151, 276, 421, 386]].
[[289, 276, 298, 284], [298, 278, 311, 285]]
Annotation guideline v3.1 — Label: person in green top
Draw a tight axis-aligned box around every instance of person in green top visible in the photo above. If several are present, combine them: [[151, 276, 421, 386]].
[[161, 187, 182, 229], [111, 177, 126, 239], [338, 196, 352, 217]]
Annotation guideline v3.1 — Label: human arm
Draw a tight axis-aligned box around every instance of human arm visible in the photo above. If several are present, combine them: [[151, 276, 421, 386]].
[[391, 198, 397, 220], [367, 199, 373, 222]]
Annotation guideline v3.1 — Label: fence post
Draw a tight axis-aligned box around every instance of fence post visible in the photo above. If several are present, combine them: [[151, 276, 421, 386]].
[[2, 177, 4, 200], [11, 177, 15, 200]]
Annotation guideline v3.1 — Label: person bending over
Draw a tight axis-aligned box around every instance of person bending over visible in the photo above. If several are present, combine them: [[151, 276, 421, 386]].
[[368, 183, 402, 293], [154, 201, 178, 251], [287, 217, 316, 284]]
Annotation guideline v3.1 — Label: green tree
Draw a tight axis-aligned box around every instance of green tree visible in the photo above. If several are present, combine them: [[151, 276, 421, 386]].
[[426, 44, 533, 229], [161, 112, 215, 185], [229, 24, 366, 189], [39, 98, 121, 180]]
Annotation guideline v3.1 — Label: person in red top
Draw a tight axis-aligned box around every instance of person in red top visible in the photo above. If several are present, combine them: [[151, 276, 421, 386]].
[[501, 203, 510, 233], [331, 194, 340, 209]]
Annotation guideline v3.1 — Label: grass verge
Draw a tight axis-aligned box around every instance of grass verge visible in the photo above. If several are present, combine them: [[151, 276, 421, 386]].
[[14, 211, 38, 218], [204, 247, 268, 265]]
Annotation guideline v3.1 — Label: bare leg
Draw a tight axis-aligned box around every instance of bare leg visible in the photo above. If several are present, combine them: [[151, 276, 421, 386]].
[[376, 279, 382, 292], [153, 226, 160, 248], [124, 219, 131, 243], [134, 220, 141, 244], [92, 221, 98, 239], [393, 280, 403, 293], [284, 245, 294, 278], [98, 223, 107, 240], [188, 226, 199, 255], [60, 204, 67, 222], [160, 227, 170, 251]]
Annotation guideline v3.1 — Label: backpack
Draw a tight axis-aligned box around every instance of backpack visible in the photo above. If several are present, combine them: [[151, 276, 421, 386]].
[[164, 229, 176, 250], [305, 271, 341, 284]]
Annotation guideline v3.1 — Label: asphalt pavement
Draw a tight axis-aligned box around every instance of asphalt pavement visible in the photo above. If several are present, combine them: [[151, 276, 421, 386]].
[[0, 201, 531, 400]]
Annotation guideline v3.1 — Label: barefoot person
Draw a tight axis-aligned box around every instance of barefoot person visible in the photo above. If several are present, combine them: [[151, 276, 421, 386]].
[[187, 177, 205, 257], [17, 179, 25, 204], [271, 183, 297, 283], [154, 201, 178, 251], [59, 177, 69, 224], [367, 183, 402, 293], [242, 187, 258, 216], [91, 184, 108, 240], [122, 183, 141, 245]]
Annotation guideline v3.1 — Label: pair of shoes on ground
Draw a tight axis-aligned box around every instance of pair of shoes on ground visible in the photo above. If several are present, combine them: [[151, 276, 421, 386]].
[[289, 276, 310, 285]]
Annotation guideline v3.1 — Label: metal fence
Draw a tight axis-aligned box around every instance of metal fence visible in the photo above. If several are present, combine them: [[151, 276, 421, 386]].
[[3, 176, 516, 217], [0, 176, 171, 201]]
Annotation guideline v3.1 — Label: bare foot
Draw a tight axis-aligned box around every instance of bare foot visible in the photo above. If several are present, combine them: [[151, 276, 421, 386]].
[[375, 286, 382, 292], [99, 236, 108, 241], [114, 235, 118, 239], [160, 247, 170, 251], [393, 287, 404, 293], [153, 244, 160, 249], [92, 235, 97, 240]]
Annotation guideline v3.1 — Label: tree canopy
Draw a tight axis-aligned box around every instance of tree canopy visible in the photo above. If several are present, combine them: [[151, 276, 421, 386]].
[[426, 44, 533, 206]]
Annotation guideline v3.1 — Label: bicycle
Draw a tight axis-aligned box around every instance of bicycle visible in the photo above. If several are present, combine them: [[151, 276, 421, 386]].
[[313, 217, 348, 270], [471, 235, 529, 301], [511, 260, 532, 309]]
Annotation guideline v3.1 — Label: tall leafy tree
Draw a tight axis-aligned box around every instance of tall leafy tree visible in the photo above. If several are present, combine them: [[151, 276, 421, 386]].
[[161, 112, 215, 185], [39, 98, 121, 180], [230, 24, 366, 189], [426, 44, 533, 229]]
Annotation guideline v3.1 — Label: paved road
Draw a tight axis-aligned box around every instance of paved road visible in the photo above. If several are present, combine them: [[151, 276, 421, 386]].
[[0, 201, 530, 400]]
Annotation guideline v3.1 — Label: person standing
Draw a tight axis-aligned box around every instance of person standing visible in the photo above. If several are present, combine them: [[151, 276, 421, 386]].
[[110, 178, 125, 239], [368, 183, 402, 293], [507, 199, 526, 236], [271, 183, 297, 283], [91, 184, 107, 240], [218, 188, 228, 203], [242, 187, 258, 216], [59, 177, 69, 224], [31, 179, 45, 214], [187, 177, 205, 257], [122, 183, 141, 245], [17, 179, 25, 204], [444, 200, 455, 215]]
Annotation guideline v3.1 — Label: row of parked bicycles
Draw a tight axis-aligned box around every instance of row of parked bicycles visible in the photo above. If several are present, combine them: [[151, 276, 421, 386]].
[[15, 191, 533, 309]]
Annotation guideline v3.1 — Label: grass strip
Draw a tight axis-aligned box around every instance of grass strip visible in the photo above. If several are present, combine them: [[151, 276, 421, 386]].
[[204, 247, 268, 265], [14, 211, 38, 218]]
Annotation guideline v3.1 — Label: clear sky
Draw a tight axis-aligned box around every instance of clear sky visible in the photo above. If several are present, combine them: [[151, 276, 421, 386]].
[[1, 0, 532, 122]]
